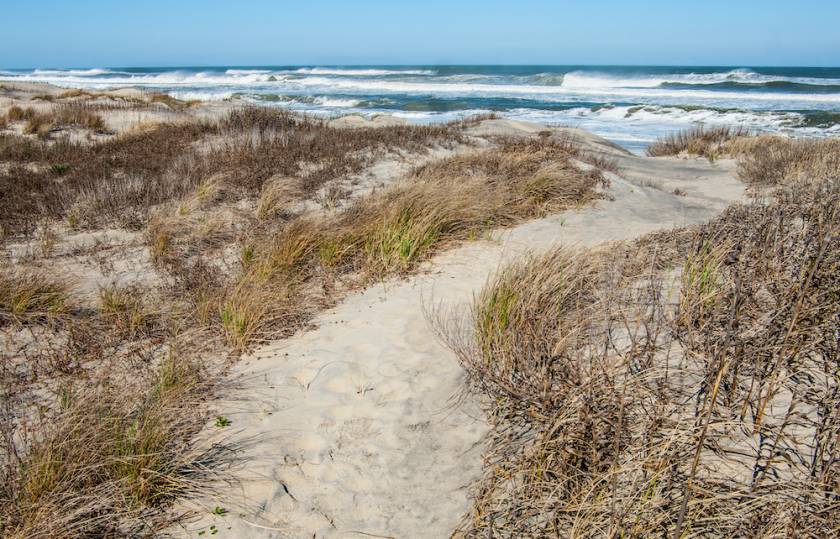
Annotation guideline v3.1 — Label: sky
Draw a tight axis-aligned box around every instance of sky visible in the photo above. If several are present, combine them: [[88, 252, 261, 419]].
[[1, 0, 839, 68]]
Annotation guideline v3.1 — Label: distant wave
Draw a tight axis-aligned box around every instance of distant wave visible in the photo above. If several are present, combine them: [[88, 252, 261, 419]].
[[313, 96, 362, 107], [560, 69, 840, 90], [31, 68, 115, 76], [225, 69, 273, 75], [660, 80, 840, 94], [290, 67, 437, 76], [4, 69, 839, 107], [285, 76, 840, 105]]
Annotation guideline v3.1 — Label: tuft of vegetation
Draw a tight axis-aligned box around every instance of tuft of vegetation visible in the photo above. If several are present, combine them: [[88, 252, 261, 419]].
[[728, 135, 840, 187], [6, 106, 37, 122], [149, 92, 201, 110], [0, 349, 228, 538], [0, 270, 71, 324], [22, 104, 107, 138], [646, 125, 750, 158], [99, 285, 160, 338]]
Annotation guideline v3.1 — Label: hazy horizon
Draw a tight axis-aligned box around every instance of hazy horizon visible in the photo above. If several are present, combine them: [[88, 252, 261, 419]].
[[6, 64, 840, 70]]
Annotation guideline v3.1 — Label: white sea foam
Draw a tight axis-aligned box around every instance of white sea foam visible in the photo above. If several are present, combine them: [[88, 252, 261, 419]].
[[225, 69, 273, 75], [284, 76, 840, 106], [3, 68, 839, 108], [313, 96, 362, 107], [561, 69, 840, 89], [169, 90, 236, 101], [31, 68, 114, 76], [290, 68, 436, 76]]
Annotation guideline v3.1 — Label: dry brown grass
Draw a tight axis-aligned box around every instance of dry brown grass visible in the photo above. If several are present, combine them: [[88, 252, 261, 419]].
[[0, 345, 228, 538], [646, 125, 750, 158], [726, 135, 840, 187], [649, 128, 840, 190], [6, 106, 37, 122], [99, 285, 161, 339], [149, 92, 201, 110], [0, 270, 71, 325], [22, 105, 106, 138], [439, 175, 840, 537], [0, 262, 234, 538], [256, 176, 305, 221], [0, 107, 467, 237], [213, 138, 608, 350]]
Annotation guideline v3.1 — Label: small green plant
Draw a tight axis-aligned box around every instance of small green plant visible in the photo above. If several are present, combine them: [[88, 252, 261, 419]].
[[212, 506, 227, 516], [66, 208, 80, 229], [150, 230, 172, 263], [318, 239, 344, 268], [50, 163, 70, 175], [220, 306, 246, 341], [99, 285, 152, 336], [214, 416, 231, 428], [366, 210, 441, 273], [239, 244, 255, 268]]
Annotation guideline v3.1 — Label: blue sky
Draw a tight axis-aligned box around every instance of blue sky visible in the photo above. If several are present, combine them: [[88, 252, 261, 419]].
[[2, 0, 839, 67]]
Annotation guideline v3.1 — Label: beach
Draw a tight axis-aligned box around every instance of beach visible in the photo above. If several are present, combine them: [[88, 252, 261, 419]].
[[1, 81, 838, 537]]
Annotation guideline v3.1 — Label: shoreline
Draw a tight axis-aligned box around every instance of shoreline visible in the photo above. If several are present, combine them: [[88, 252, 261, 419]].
[[3, 71, 838, 155]]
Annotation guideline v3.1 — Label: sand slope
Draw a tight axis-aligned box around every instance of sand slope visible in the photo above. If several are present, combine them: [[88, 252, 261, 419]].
[[183, 122, 744, 538]]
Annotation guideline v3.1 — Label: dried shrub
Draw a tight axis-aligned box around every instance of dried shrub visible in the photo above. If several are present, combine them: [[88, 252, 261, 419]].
[[647, 125, 750, 158], [22, 114, 53, 138], [728, 136, 840, 187], [6, 106, 37, 122], [0, 107, 467, 237], [0, 270, 71, 325]]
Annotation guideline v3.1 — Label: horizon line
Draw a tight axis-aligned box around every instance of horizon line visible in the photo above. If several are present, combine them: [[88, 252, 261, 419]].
[[4, 63, 840, 70]]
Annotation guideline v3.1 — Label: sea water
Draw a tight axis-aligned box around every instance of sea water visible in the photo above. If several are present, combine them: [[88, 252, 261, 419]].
[[3, 65, 839, 152]]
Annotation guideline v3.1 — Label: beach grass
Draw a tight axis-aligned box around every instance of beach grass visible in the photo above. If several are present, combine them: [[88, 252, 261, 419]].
[[0, 104, 616, 534], [438, 150, 840, 537], [2, 88, 838, 537], [646, 125, 750, 158]]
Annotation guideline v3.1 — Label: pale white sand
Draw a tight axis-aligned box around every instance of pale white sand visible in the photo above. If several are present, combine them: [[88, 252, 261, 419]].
[[181, 120, 745, 538]]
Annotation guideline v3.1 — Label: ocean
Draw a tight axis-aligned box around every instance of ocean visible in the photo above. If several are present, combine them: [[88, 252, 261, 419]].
[[3, 65, 840, 152]]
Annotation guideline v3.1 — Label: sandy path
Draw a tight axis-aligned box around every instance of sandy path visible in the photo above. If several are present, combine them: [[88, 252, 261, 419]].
[[185, 128, 744, 539]]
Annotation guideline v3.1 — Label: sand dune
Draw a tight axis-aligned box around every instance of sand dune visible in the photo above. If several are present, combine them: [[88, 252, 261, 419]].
[[181, 121, 744, 538]]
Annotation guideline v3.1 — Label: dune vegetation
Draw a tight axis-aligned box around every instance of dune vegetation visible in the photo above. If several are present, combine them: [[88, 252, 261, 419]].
[[647, 125, 840, 187], [443, 134, 840, 537], [2, 86, 837, 536], [0, 99, 616, 536]]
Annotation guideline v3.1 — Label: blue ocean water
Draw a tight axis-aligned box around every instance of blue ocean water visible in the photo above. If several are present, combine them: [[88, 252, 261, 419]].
[[3, 65, 840, 151]]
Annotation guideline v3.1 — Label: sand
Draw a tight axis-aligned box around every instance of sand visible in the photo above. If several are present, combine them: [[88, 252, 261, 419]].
[[179, 120, 745, 538]]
